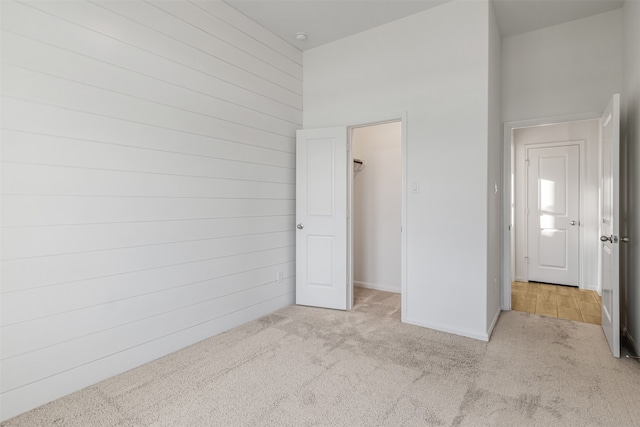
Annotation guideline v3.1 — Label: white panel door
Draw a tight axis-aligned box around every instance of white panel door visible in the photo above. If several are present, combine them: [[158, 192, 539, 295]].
[[600, 94, 621, 358], [527, 145, 580, 286], [296, 127, 348, 310]]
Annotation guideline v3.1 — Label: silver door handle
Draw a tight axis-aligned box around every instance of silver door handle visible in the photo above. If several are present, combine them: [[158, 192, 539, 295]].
[[570, 220, 577, 226], [600, 235, 613, 243], [621, 236, 629, 243], [296, 223, 304, 230]]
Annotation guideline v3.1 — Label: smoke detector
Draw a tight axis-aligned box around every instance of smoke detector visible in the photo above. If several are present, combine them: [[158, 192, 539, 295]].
[[295, 32, 308, 42]]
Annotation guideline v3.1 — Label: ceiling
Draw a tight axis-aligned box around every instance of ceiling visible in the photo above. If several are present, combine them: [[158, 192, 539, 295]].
[[224, 0, 624, 50], [493, 0, 624, 38]]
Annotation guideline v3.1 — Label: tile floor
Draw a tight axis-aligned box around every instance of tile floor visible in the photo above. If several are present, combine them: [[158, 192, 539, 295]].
[[511, 281, 602, 325]]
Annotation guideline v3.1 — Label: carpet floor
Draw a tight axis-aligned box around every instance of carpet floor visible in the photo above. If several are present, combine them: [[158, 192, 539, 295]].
[[3, 288, 639, 426]]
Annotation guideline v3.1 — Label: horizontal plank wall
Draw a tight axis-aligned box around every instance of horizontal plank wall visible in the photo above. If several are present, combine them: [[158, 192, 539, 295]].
[[0, 0, 301, 420]]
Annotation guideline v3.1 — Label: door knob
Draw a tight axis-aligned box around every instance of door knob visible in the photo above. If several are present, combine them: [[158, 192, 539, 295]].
[[296, 223, 304, 230], [570, 220, 577, 226], [600, 235, 613, 243], [621, 236, 630, 243]]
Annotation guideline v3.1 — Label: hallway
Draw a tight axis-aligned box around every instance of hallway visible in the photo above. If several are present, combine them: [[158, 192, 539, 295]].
[[512, 282, 602, 325]]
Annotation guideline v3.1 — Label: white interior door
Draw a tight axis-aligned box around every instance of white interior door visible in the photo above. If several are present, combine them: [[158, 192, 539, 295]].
[[600, 94, 621, 358], [296, 127, 348, 310], [527, 145, 580, 286]]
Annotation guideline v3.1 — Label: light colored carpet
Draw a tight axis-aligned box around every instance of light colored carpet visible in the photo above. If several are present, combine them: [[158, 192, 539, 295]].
[[3, 288, 639, 426]]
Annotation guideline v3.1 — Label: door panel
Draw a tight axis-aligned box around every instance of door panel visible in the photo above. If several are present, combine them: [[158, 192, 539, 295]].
[[296, 127, 348, 310], [538, 230, 567, 268], [527, 145, 580, 286], [307, 236, 334, 287], [600, 94, 620, 358], [307, 139, 335, 215]]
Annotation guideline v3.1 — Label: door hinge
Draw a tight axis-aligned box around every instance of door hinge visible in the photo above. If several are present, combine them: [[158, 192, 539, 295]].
[[525, 256, 530, 264]]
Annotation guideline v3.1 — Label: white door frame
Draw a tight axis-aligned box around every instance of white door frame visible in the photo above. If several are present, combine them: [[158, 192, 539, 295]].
[[502, 112, 601, 310], [521, 140, 585, 286], [347, 113, 408, 321]]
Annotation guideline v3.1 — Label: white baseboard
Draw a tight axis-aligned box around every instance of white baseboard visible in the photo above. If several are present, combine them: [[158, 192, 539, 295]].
[[405, 317, 490, 342], [354, 281, 400, 294], [625, 328, 640, 356], [580, 284, 598, 292], [486, 308, 502, 340]]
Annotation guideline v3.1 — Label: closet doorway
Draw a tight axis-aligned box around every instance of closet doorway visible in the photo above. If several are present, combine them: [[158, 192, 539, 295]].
[[294, 116, 406, 317], [349, 121, 403, 319]]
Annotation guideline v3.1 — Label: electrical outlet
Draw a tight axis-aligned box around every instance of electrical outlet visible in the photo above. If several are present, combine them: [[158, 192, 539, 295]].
[[277, 271, 284, 283]]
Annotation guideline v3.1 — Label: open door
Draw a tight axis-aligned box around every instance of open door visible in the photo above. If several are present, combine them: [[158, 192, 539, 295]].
[[295, 127, 348, 310], [600, 94, 621, 358]]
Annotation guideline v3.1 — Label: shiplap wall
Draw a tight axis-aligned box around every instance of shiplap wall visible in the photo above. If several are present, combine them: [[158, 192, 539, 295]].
[[0, 0, 301, 420]]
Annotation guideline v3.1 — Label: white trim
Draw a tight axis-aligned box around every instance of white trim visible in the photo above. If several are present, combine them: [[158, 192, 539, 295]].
[[400, 116, 408, 323], [406, 317, 490, 342], [502, 112, 602, 311], [486, 308, 502, 340], [625, 328, 640, 356], [347, 112, 408, 322], [347, 128, 354, 311], [354, 281, 400, 294], [597, 115, 604, 296]]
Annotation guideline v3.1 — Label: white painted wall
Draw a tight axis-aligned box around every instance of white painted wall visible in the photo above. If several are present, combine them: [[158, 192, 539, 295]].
[[487, 1, 502, 332], [512, 120, 601, 291], [304, 0, 494, 340], [623, 0, 640, 356], [502, 9, 623, 123], [352, 122, 401, 293], [0, 0, 300, 420]]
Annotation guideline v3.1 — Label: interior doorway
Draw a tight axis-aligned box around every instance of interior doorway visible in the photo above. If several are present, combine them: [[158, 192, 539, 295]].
[[351, 122, 402, 290], [293, 116, 407, 318], [502, 95, 622, 358], [503, 117, 600, 317], [511, 119, 600, 289], [347, 119, 405, 320], [510, 119, 603, 324]]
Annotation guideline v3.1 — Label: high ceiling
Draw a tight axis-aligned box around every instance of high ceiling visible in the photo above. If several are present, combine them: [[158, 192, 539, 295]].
[[224, 0, 624, 50], [493, 0, 624, 37]]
